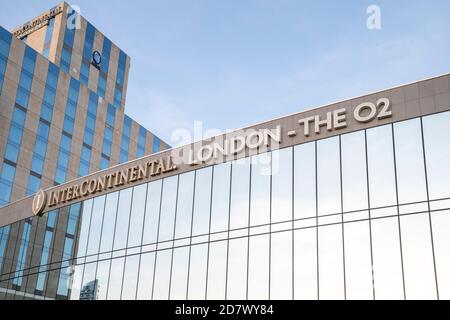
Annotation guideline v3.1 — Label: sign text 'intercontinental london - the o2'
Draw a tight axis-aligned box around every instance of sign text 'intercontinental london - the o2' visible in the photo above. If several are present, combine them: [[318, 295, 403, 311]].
[[32, 98, 392, 216]]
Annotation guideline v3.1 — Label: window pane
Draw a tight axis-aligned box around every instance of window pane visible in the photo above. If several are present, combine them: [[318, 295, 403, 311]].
[[136, 252, 155, 300], [422, 112, 450, 200], [248, 234, 269, 299], [229, 158, 251, 230], [121, 255, 140, 300], [76, 200, 93, 258], [80, 262, 97, 300], [344, 220, 373, 299], [366, 125, 397, 208], [206, 240, 227, 300], [431, 210, 450, 299], [192, 168, 212, 236], [210, 163, 231, 233], [113, 189, 132, 250], [170, 246, 189, 300], [294, 227, 317, 300], [174, 172, 195, 239], [99, 192, 118, 253], [86, 195, 105, 256], [158, 176, 178, 242], [227, 237, 247, 299], [317, 137, 341, 216], [341, 131, 368, 212], [271, 231, 292, 300], [294, 142, 316, 220], [318, 224, 344, 299], [394, 119, 427, 204], [153, 249, 172, 300], [250, 153, 271, 226], [371, 217, 404, 299], [127, 184, 147, 248], [69, 265, 84, 300], [400, 213, 437, 299], [142, 180, 162, 245], [187, 243, 208, 300], [96, 259, 111, 300], [107, 257, 125, 300], [272, 148, 293, 223]]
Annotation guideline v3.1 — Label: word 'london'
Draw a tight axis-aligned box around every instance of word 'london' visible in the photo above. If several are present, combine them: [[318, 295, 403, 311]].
[[48, 156, 177, 207]]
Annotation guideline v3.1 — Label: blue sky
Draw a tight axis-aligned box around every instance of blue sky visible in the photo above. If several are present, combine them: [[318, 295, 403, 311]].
[[1, 0, 449, 145]]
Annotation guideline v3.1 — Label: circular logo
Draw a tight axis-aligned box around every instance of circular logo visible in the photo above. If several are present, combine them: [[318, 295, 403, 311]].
[[32, 189, 47, 217], [92, 51, 102, 66]]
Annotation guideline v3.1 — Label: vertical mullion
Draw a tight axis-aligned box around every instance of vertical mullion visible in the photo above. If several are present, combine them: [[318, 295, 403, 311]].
[[185, 172, 197, 300], [167, 175, 180, 300], [339, 135, 347, 300], [134, 183, 149, 300], [225, 163, 233, 300], [151, 179, 165, 300], [205, 166, 215, 300], [245, 160, 252, 300], [364, 129, 376, 300], [420, 117, 440, 299], [119, 187, 135, 300], [391, 124, 407, 300]]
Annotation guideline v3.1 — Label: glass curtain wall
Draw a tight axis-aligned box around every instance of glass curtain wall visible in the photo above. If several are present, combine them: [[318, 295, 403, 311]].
[[1, 111, 450, 300]]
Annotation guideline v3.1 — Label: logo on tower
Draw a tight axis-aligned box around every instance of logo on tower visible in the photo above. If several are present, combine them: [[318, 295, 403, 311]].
[[92, 51, 102, 69], [32, 189, 47, 217]]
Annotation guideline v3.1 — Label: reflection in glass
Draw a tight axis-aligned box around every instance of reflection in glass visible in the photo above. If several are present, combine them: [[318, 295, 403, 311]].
[[86, 196, 105, 256], [229, 159, 251, 230], [188, 243, 208, 300], [294, 142, 316, 220], [170, 246, 189, 300], [422, 111, 450, 200], [271, 231, 292, 300], [272, 148, 293, 223], [69, 264, 84, 300], [107, 257, 125, 300], [113, 189, 132, 250], [318, 225, 344, 300], [136, 252, 155, 300], [80, 262, 97, 300], [400, 213, 437, 299], [174, 173, 195, 239], [121, 254, 140, 300], [394, 119, 427, 204], [294, 227, 317, 300], [99, 192, 118, 253], [158, 177, 178, 242], [153, 249, 172, 300], [192, 168, 212, 236], [142, 181, 162, 245], [371, 217, 404, 299], [206, 241, 227, 300], [248, 234, 269, 299], [317, 137, 341, 216], [227, 237, 247, 299], [210, 163, 231, 233], [250, 153, 271, 226], [341, 132, 368, 212], [76, 199, 93, 258], [344, 221, 373, 299], [366, 125, 397, 208], [96, 259, 110, 300], [127, 184, 147, 248], [431, 210, 450, 299]]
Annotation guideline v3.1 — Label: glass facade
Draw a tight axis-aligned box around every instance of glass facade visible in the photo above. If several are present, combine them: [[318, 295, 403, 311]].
[[1, 111, 450, 300]]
